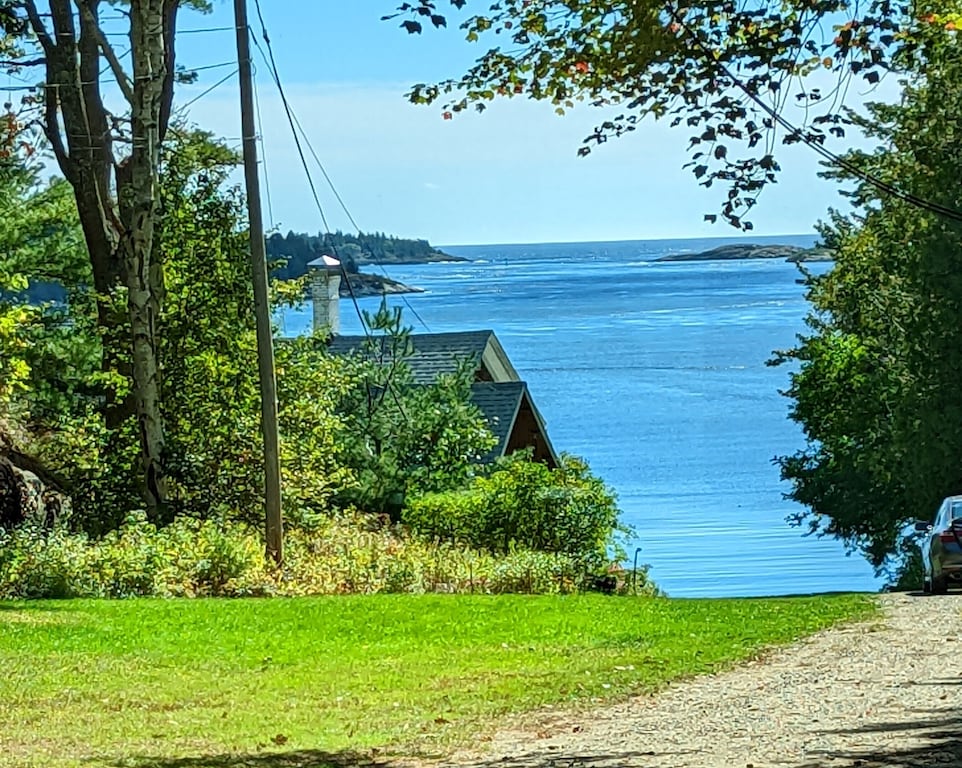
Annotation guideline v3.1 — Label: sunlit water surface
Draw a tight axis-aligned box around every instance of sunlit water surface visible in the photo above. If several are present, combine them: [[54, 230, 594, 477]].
[[281, 235, 882, 597]]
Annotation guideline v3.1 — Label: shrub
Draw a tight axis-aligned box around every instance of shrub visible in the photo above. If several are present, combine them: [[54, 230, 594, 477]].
[[403, 453, 627, 569], [0, 512, 657, 599], [0, 515, 266, 599], [0, 525, 94, 599]]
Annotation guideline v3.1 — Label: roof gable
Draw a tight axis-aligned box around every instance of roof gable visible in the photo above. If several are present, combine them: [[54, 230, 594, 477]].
[[471, 382, 559, 467], [326, 331, 556, 466], [470, 382, 525, 462]]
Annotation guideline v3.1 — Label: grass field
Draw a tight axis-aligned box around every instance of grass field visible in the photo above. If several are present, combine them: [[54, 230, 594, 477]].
[[0, 593, 876, 767]]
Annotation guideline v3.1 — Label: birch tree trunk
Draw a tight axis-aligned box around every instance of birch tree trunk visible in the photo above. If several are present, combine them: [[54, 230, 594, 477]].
[[123, 0, 168, 512], [22, 0, 183, 517]]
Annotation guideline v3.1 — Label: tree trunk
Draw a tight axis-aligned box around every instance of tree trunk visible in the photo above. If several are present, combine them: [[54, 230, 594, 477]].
[[123, 0, 169, 515], [22, 0, 182, 518]]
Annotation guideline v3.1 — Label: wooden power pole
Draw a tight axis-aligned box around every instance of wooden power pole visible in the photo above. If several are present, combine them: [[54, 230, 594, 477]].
[[234, 0, 283, 564]]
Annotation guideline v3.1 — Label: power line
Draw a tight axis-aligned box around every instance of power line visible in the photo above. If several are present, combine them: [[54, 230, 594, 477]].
[[249, 22, 370, 338], [249, 0, 431, 334], [252, 64, 275, 228], [179, 69, 239, 111], [247, 4, 424, 426], [180, 26, 236, 34], [288, 108, 361, 233], [246, 31, 330, 233], [187, 61, 238, 73], [0, 61, 239, 92], [243, 11, 372, 337]]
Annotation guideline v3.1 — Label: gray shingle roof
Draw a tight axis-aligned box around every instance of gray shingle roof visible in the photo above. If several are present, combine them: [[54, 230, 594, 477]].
[[327, 331, 496, 384], [325, 331, 556, 466], [470, 382, 526, 462]]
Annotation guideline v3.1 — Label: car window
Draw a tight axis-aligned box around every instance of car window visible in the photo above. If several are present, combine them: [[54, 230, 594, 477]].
[[937, 503, 951, 527], [951, 501, 962, 522]]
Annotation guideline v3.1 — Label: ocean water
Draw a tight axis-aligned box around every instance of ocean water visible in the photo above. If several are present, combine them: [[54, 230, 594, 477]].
[[280, 235, 883, 598]]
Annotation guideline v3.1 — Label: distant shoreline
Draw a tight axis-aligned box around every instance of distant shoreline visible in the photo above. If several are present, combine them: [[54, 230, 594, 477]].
[[344, 252, 467, 296], [353, 253, 468, 266], [342, 241, 834, 297], [439, 234, 819, 249]]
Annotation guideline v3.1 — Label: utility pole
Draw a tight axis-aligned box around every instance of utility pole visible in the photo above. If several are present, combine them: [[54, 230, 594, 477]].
[[234, 0, 283, 565]]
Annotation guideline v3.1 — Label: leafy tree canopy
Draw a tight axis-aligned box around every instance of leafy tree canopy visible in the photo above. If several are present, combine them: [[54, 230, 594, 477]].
[[388, 0, 957, 227], [772, 23, 962, 576], [1, 126, 500, 536]]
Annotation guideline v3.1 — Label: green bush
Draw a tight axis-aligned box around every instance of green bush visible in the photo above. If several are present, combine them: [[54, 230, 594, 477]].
[[0, 512, 657, 599], [403, 453, 626, 569], [329, 303, 497, 519], [0, 526, 94, 599], [0, 515, 264, 599]]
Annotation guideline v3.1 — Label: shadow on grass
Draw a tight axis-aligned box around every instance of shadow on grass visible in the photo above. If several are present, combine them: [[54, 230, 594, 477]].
[[116, 704, 962, 768], [0, 600, 70, 613], [111, 751, 387, 768], [112, 748, 692, 768]]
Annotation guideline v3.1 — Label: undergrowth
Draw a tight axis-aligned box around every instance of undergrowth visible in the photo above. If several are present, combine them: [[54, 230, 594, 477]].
[[0, 512, 658, 599]]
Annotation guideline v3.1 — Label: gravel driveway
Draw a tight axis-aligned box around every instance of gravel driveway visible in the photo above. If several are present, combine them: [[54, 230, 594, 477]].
[[435, 593, 962, 768]]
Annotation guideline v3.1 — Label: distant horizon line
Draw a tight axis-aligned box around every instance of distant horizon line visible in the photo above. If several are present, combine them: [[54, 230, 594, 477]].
[[436, 231, 819, 249]]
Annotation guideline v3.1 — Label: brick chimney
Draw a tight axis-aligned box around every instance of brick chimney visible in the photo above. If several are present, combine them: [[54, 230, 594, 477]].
[[308, 255, 341, 335]]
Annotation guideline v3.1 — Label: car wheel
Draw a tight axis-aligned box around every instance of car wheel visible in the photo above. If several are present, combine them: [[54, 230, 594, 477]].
[[932, 573, 949, 594]]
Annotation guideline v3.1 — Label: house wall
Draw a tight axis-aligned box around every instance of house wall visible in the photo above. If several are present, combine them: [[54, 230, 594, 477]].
[[506, 399, 557, 468]]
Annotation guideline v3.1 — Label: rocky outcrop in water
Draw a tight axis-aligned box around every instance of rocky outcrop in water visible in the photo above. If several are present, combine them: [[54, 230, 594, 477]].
[[655, 244, 833, 263], [342, 272, 424, 298]]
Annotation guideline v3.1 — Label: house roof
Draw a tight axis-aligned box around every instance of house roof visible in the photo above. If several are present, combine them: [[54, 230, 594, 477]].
[[470, 382, 559, 466], [306, 255, 341, 269], [470, 381, 526, 462], [327, 330, 519, 384], [327, 330, 557, 466]]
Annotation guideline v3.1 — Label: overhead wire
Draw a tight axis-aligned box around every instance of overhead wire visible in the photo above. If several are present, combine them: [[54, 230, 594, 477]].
[[666, 3, 962, 224], [242, 23, 364, 323], [245, 27, 372, 333], [179, 68, 238, 111], [249, 0, 431, 333], [252, 63, 275, 229], [0, 60, 238, 92], [246, 2, 423, 421]]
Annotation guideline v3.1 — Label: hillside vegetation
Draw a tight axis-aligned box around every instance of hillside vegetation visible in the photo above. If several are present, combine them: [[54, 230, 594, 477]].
[[267, 230, 463, 281]]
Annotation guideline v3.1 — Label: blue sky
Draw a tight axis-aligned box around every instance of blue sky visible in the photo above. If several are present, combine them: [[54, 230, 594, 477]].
[[169, 2, 876, 245]]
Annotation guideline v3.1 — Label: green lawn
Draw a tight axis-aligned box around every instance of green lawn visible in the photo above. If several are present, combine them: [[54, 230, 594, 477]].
[[0, 593, 876, 767]]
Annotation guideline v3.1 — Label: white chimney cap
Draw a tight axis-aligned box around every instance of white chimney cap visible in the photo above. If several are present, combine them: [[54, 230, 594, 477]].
[[307, 255, 341, 269]]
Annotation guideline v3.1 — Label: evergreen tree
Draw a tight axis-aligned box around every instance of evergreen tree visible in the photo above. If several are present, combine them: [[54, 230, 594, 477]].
[[773, 24, 962, 576]]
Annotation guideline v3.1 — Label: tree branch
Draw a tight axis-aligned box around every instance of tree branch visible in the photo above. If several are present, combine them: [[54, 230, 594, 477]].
[[24, 1, 72, 177], [0, 56, 45, 67], [73, 0, 133, 103], [158, 0, 179, 142], [19, 0, 54, 53], [39, 88, 71, 177]]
